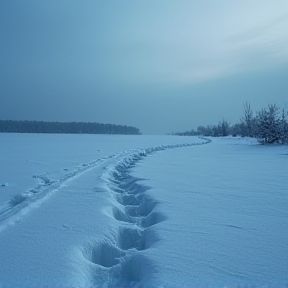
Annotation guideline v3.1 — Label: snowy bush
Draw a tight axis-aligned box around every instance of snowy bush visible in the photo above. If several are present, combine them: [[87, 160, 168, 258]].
[[174, 102, 288, 144], [254, 104, 281, 144], [238, 103, 288, 144]]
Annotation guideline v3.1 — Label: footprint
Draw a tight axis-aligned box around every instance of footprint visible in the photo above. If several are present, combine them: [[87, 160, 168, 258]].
[[84, 241, 125, 268], [117, 226, 159, 251], [125, 183, 151, 195], [141, 211, 167, 228], [112, 207, 134, 224], [119, 178, 141, 190], [111, 171, 127, 182], [111, 187, 126, 194], [124, 195, 158, 217], [109, 178, 121, 185], [137, 197, 157, 217], [115, 193, 143, 206], [117, 254, 156, 287]]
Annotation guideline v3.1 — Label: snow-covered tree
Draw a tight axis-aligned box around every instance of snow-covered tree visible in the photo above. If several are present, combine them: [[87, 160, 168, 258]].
[[279, 108, 288, 144], [255, 104, 281, 144], [174, 103, 287, 144]]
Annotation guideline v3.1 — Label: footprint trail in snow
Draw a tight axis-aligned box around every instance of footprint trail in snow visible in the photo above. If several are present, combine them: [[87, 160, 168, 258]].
[[82, 138, 211, 287]]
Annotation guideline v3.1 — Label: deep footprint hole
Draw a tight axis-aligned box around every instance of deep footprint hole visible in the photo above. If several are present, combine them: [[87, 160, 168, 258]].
[[118, 226, 160, 251], [125, 195, 158, 217], [141, 211, 167, 228], [116, 254, 156, 287], [119, 178, 144, 190], [136, 196, 158, 217], [115, 193, 143, 206], [112, 207, 135, 224], [125, 184, 151, 195], [84, 242, 125, 268]]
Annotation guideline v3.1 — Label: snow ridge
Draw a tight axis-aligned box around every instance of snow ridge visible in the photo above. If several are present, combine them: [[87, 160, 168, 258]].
[[0, 154, 119, 231], [82, 137, 211, 287]]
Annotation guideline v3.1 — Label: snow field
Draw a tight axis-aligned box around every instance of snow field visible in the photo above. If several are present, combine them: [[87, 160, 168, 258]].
[[0, 134, 287, 287], [131, 137, 288, 287]]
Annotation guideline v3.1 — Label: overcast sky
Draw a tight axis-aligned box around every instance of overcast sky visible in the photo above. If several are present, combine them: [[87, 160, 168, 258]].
[[1, 0, 287, 134]]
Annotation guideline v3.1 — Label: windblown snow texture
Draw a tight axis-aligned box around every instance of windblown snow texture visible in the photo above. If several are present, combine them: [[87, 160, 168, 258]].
[[1, 135, 286, 287]]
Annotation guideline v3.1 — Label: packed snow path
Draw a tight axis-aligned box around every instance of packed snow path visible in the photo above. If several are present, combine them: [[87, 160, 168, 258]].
[[0, 135, 287, 288]]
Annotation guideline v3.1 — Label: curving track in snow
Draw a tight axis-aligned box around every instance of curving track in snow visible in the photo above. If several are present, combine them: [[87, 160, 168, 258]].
[[0, 138, 210, 233], [81, 138, 211, 287], [0, 136, 211, 287]]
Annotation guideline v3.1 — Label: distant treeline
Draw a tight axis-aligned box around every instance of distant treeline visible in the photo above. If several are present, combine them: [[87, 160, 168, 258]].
[[173, 103, 288, 145], [0, 120, 141, 135]]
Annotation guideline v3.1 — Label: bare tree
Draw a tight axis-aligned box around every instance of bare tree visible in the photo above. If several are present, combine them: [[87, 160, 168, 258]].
[[240, 102, 254, 137]]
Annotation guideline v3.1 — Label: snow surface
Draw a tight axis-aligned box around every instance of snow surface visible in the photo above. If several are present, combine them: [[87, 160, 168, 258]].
[[0, 133, 287, 287]]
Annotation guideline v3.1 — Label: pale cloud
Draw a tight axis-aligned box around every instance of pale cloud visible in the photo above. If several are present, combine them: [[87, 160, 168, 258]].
[[151, 4, 288, 84]]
